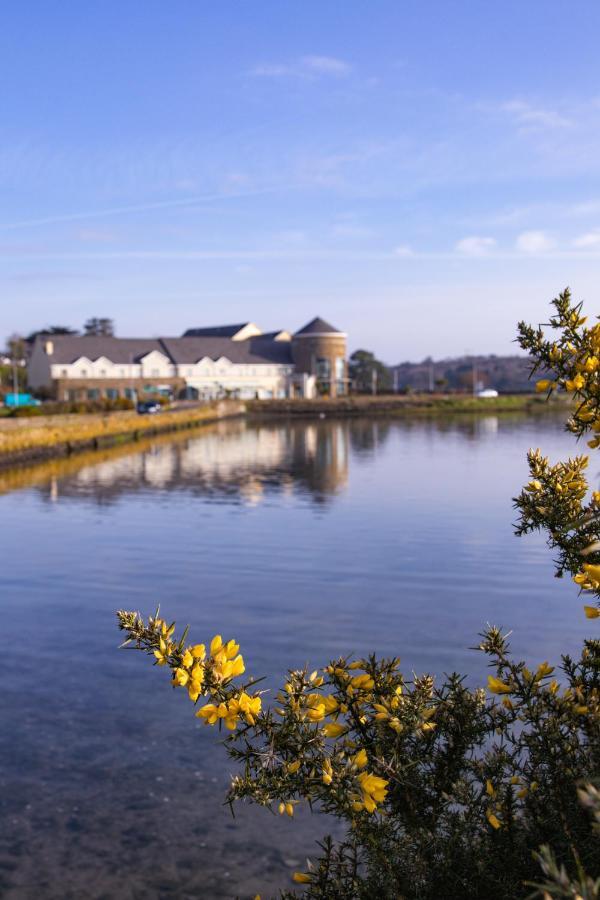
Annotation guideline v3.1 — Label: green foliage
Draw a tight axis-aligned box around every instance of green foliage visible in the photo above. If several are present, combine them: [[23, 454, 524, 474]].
[[25, 325, 78, 343], [349, 349, 392, 393], [0, 364, 27, 392], [83, 317, 114, 336]]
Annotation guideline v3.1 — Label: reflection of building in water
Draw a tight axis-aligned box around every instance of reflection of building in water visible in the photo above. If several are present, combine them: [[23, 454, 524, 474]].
[[36, 420, 349, 507], [476, 415, 499, 437], [290, 423, 349, 498]]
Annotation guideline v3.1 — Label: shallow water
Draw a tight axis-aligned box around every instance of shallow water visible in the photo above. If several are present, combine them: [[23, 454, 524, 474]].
[[0, 413, 590, 898]]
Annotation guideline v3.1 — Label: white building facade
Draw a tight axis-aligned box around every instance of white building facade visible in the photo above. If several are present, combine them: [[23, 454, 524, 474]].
[[27, 320, 336, 402]]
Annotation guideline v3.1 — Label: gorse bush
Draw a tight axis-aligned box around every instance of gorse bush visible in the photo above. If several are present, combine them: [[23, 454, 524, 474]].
[[117, 290, 600, 899]]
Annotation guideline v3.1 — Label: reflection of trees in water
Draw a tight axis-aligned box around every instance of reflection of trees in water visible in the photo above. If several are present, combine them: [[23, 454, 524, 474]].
[[20, 419, 350, 508], [348, 419, 393, 456]]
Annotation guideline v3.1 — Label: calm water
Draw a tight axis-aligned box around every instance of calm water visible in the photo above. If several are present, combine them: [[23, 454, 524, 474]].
[[0, 414, 591, 899]]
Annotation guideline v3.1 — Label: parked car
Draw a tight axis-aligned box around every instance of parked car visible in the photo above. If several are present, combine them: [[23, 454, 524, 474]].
[[477, 388, 499, 398], [4, 392, 42, 408], [137, 400, 162, 414]]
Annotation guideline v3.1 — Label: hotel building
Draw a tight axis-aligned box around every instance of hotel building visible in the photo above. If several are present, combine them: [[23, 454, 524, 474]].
[[28, 317, 348, 402]]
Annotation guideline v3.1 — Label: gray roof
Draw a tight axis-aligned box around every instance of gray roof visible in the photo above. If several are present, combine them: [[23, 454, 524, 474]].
[[294, 317, 340, 336], [161, 336, 293, 365], [35, 334, 293, 366], [36, 335, 165, 364], [182, 323, 252, 338]]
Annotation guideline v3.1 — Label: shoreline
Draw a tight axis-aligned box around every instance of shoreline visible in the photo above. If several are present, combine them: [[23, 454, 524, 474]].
[[247, 393, 569, 418], [0, 400, 245, 469]]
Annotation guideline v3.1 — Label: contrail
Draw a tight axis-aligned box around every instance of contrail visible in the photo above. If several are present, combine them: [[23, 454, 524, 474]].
[[0, 187, 278, 231]]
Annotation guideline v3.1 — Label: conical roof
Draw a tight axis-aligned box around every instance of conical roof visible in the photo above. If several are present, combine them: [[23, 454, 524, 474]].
[[294, 317, 340, 336]]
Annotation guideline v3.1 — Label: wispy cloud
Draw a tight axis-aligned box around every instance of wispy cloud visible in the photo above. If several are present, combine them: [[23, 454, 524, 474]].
[[250, 55, 351, 79], [455, 236, 496, 257], [331, 222, 374, 239], [302, 56, 351, 76], [501, 99, 572, 130], [572, 230, 600, 249], [76, 228, 117, 243], [568, 200, 600, 217], [9, 243, 600, 263], [516, 230, 556, 253]]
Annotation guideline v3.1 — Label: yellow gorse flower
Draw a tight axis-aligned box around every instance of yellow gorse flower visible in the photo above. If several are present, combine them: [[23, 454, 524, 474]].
[[322, 722, 348, 738], [574, 563, 600, 591], [353, 749, 368, 769], [487, 675, 512, 695], [153, 637, 171, 666], [356, 771, 389, 813], [486, 810, 502, 830], [565, 373, 585, 392]]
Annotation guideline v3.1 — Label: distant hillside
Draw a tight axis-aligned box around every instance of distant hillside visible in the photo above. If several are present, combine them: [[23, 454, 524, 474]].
[[390, 354, 549, 394]]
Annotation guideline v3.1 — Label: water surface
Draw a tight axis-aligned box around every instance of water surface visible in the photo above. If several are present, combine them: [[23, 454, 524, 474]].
[[0, 414, 590, 898]]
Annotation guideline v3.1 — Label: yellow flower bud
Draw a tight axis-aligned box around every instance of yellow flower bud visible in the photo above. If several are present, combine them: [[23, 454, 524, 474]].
[[487, 675, 512, 694], [322, 722, 348, 738], [486, 810, 502, 829]]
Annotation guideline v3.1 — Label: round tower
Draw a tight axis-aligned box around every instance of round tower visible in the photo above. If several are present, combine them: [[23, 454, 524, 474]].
[[291, 317, 347, 398]]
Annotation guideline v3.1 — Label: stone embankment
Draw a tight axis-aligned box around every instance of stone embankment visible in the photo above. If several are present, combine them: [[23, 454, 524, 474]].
[[0, 401, 245, 467]]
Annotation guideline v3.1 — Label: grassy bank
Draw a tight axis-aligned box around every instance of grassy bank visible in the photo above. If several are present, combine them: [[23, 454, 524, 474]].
[[0, 401, 245, 467], [248, 393, 569, 417]]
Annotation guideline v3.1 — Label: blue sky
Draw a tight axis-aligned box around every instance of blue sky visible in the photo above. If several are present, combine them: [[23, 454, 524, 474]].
[[2, 1, 600, 361]]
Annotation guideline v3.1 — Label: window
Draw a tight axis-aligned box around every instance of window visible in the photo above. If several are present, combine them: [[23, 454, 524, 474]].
[[106, 388, 119, 400], [151, 368, 159, 377], [100, 369, 107, 377], [61, 369, 68, 377], [316, 358, 331, 379], [80, 369, 88, 377], [335, 358, 345, 379], [124, 388, 135, 399], [87, 389, 99, 400]]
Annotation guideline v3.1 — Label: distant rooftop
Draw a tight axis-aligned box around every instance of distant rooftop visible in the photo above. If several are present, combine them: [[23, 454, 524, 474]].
[[294, 317, 341, 336], [183, 322, 261, 340]]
